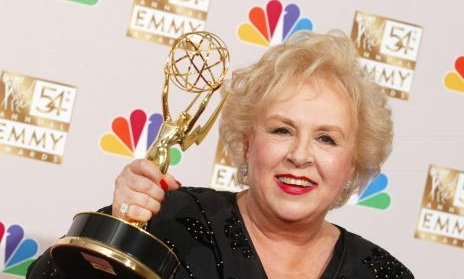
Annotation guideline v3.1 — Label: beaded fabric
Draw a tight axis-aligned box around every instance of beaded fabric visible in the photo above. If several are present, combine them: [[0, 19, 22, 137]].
[[362, 247, 414, 279], [224, 212, 255, 259]]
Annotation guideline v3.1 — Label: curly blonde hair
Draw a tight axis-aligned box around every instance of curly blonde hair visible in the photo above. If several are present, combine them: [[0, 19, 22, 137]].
[[219, 30, 393, 207]]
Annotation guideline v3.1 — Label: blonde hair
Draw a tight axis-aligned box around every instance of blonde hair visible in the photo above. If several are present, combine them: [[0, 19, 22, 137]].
[[219, 30, 393, 207]]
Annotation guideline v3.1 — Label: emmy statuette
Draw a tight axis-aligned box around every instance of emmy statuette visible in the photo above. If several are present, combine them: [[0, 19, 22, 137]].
[[50, 31, 230, 279]]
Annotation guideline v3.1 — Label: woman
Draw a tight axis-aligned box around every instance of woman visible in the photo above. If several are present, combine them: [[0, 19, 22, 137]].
[[27, 30, 413, 278]]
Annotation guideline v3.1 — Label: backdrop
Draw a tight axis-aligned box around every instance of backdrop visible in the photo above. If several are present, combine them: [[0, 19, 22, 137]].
[[1, 0, 463, 278]]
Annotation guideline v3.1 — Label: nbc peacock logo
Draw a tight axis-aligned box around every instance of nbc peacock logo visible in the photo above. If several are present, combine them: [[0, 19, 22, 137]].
[[237, 0, 313, 47], [444, 56, 464, 93], [348, 173, 392, 210], [99, 109, 182, 165], [0, 222, 39, 276]]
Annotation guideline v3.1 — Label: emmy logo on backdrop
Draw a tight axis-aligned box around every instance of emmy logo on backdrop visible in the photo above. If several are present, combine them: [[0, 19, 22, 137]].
[[50, 31, 230, 279], [0, 72, 77, 163], [415, 165, 464, 249]]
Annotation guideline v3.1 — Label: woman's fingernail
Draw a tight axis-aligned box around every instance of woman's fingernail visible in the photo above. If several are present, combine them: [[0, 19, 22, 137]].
[[175, 179, 182, 187], [160, 178, 168, 191]]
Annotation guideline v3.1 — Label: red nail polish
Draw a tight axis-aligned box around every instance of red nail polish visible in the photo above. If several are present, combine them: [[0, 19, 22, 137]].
[[160, 178, 168, 191]]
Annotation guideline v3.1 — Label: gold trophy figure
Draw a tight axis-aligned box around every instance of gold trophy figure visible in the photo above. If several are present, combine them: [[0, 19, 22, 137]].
[[50, 31, 230, 279], [147, 31, 230, 174]]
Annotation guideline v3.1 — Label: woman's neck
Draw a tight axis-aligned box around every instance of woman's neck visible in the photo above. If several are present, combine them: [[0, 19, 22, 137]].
[[236, 190, 340, 278], [237, 190, 332, 245]]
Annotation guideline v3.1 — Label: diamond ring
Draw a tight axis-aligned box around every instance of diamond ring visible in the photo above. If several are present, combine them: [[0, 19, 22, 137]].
[[120, 203, 130, 217]]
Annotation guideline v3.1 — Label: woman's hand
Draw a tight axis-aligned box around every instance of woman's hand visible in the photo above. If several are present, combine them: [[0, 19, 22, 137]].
[[112, 159, 181, 222]]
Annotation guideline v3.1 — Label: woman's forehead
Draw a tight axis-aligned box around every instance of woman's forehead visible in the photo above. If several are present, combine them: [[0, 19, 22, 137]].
[[256, 77, 357, 126]]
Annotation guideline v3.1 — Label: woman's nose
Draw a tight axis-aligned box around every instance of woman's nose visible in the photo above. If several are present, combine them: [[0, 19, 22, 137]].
[[287, 137, 314, 167]]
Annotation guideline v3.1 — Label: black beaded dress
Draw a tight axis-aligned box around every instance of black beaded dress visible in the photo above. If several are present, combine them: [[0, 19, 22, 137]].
[[27, 187, 414, 279]]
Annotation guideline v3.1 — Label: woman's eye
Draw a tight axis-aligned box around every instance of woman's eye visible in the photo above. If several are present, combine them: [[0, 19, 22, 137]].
[[319, 134, 336, 145], [272, 127, 291, 135]]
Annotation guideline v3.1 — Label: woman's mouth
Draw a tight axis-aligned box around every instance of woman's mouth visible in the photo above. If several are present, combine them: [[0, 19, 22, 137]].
[[275, 174, 317, 195]]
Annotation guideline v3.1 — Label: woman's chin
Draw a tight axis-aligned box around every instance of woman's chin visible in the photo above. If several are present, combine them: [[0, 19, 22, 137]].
[[273, 203, 321, 223]]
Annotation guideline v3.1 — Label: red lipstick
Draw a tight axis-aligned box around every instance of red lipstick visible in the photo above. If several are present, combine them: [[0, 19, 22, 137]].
[[275, 174, 317, 195]]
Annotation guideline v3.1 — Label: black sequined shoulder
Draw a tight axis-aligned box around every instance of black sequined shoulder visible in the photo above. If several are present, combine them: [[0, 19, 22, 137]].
[[325, 226, 415, 279]]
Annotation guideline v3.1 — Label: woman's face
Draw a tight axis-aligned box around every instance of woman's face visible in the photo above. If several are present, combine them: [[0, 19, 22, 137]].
[[245, 77, 356, 223]]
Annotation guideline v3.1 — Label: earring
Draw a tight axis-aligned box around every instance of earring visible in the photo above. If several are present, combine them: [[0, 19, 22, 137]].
[[238, 163, 248, 185], [331, 179, 353, 209], [344, 179, 353, 190]]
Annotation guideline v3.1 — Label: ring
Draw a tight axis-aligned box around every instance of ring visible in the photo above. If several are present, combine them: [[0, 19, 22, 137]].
[[120, 203, 130, 217]]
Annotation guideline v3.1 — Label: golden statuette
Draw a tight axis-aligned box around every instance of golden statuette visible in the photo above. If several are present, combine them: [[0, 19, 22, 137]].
[[146, 31, 230, 174]]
